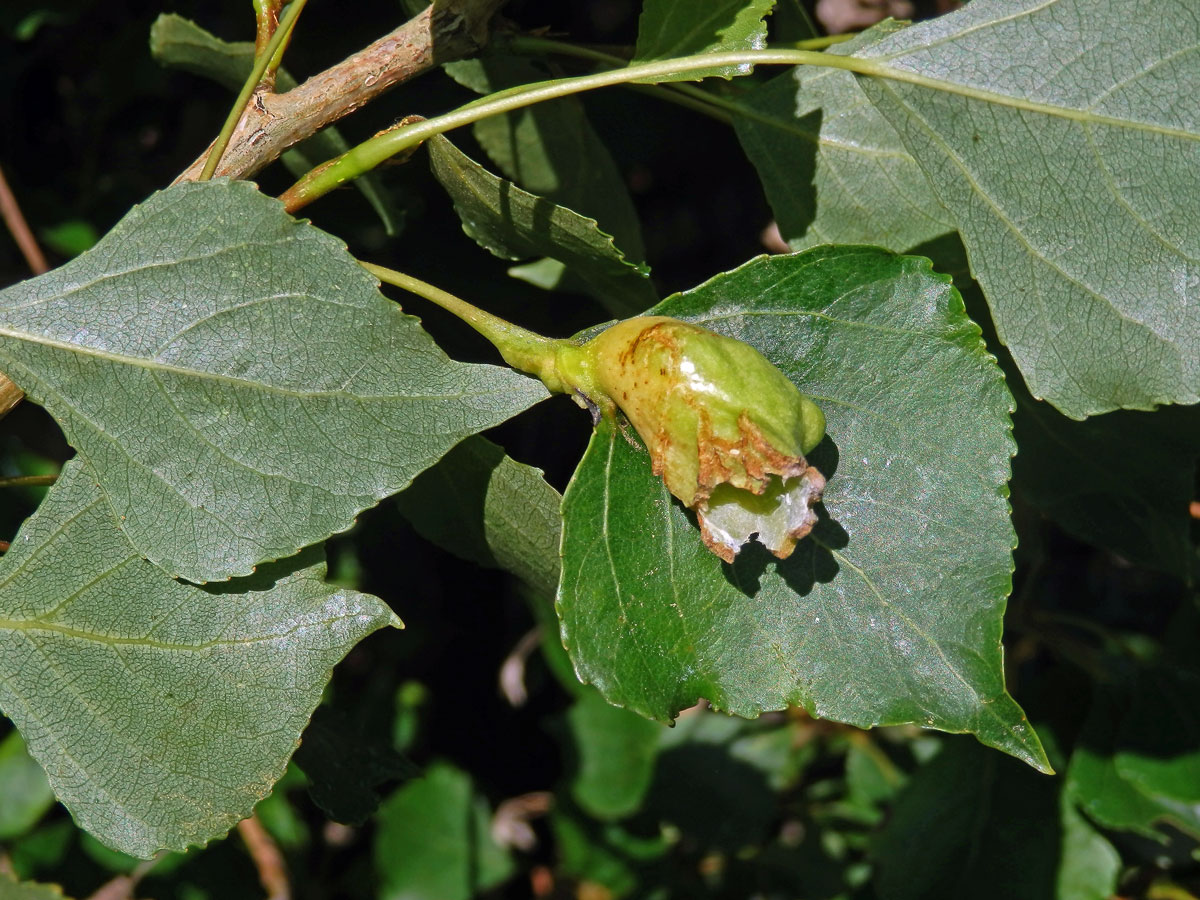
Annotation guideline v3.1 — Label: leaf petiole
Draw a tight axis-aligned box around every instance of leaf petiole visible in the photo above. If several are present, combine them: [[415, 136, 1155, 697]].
[[279, 47, 890, 211], [199, 0, 307, 181], [360, 262, 569, 392], [0, 474, 57, 489]]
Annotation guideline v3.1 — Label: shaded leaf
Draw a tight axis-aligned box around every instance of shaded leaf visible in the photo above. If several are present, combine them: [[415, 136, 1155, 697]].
[[558, 247, 1048, 770], [633, 0, 775, 82], [1013, 397, 1200, 581], [428, 136, 656, 314], [0, 180, 548, 581], [0, 876, 69, 900], [1068, 684, 1200, 840], [873, 738, 1115, 900], [1114, 670, 1200, 805], [394, 435, 561, 599], [0, 459, 400, 857], [374, 762, 514, 900], [733, 24, 953, 251], [293, 706, 419, 826], [444, 56, 645, 259], [567, 690, 662, 820], [0, 730, 55, 840], [1058, 799, 1123, 900], [853, 0, 1200, 417], [149, 14, 403, 235]]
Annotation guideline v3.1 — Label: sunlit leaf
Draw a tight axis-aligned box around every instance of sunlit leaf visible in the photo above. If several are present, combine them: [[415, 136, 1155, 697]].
[[0, 459, 400, 856], [0, 180, 547, 581], [558, 246, 1048, 770], [852, 0, 1200, 416]]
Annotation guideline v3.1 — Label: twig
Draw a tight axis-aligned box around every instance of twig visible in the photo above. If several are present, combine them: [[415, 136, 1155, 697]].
[[0, 162, 44, 419], [174, 0, 506, 184], [200, 0, 308, 181], [238, 813, 291, 900], [0, 379, 21, 421], [0, 474, 58, 488], [0, 163, 48, 275], [499, 626, 543, 707], [84, 856, 161, 900], [253, 0, 283, 65]]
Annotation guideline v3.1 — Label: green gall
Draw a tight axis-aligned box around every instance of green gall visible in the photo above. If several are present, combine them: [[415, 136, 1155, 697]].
[[555, 316, 827, 563]]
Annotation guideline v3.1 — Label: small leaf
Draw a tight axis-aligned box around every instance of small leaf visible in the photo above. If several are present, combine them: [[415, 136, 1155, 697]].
[[1067, 684, 1200, 839], [733, 24, 953, 251], [428, 136, 656, 315], [394, 436, 562, 599], [444, 56, 646, 260], [852, 0, 1200, 416], [558, 246, 1048, 770], [873, 738, 1116, 900], [0, 459, 400, 857], [567, 690, 662, 820], [0, 875, 70, 900], [0, 180, 548, 581], [0, 730, 55, 840], [632, 0, 776, 82], [374, 762, 514, 900], [293, 706, 418, 826], [1113, 669, 1200, 805]]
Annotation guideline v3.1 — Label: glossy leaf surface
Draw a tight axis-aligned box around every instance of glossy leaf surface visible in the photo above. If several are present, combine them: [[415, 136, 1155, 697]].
[[0, 180, 547, 581], [558, 247, 1047, 770], [0, 460, 399, 857], [854, 0, 1200, 416]]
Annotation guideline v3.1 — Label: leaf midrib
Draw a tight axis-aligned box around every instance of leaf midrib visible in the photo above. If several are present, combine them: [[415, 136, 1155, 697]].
[[0, 327, 510, 403], [851, 32, 1200, 142]]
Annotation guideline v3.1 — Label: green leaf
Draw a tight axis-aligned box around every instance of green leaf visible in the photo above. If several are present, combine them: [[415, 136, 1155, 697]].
[[444, 56, 646, 260], [292, 706, 418, 826], [0, 875, 70, 900], [851, 0, 1200, 417], [374, 762, 514, 900], [632, 0, 776, 82], [1067, 684, 1200, 839], [0, 459, 400, 857], [1059, 799, 1123, 900], [149, 14, 403, 236], [1013, 398, 1200, 581], [0, 730, 55, 840], [567, 690, 662, 820], [558, 246, 1048, 771], [1113, 669, 1200, 805], [0, 180, 547, 582], [872, 738, 1116, 900], [733, 25, 953, 251], [428, 136, 656, 315], [394, 436, 562, 599]]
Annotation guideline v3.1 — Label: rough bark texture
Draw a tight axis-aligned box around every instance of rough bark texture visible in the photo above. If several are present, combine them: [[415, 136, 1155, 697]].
[[175, 1, 505, 183], [1, 1, 505, 419]]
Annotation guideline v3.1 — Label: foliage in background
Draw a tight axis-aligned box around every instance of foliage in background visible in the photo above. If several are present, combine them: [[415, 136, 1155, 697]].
[[0, 0, 1197, 898]]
